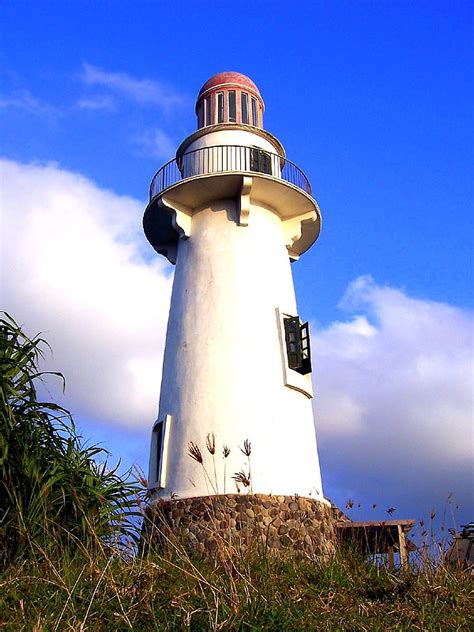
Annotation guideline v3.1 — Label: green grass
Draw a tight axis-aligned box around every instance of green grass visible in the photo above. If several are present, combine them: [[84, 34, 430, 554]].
[[2, 315, 472, 630], [1, 527, 472, 631]]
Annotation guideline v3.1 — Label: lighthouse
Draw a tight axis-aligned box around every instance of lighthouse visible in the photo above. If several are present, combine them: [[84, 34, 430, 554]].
[[144, 72, 334, 554]]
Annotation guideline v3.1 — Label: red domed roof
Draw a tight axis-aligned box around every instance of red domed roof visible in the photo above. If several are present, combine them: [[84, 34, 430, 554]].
[[198, 72, 261, 99]]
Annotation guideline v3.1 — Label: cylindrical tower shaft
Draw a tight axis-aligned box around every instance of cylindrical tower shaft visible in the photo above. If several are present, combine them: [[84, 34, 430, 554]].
[[144, 71, 326, 506], [152, 197, 323, 499]]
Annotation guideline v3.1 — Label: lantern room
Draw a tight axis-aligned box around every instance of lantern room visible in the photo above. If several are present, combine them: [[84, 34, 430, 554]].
[[195, 71, 265, 129]]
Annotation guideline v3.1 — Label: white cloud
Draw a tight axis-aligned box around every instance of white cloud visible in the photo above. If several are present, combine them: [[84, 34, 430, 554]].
[[314, 275, 473, 514], [80, 63, 185, 109], [75, 95, 116, 111], [0, 158, 173, 429], [0, 90, 59, 117], [132, 127, 177, 160]]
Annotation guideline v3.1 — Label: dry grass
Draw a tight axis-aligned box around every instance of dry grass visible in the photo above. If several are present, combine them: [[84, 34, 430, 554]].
[[1, 515, 473, 632]]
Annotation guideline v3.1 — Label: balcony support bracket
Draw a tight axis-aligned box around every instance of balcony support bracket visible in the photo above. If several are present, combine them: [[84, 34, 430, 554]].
[[238, 176, 253, 227], [162, 195, 193, 239], [283, 211, 317, 261]]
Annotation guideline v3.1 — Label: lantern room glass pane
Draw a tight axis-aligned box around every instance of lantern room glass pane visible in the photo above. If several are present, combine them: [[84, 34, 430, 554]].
[[229, 90, 236, 122], [241, 92, 249, 124], [197, 101, 204, 128], [251, 97, 257, 126], [217, 92, 224, 123], [204, 97, 211, 126]]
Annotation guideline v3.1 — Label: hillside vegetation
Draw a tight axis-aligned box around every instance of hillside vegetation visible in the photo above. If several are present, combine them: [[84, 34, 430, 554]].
[[1, 314, 472, 630], [1, 530, 473, 630]]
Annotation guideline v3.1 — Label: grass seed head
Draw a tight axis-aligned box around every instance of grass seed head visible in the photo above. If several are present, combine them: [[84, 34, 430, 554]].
[[188, 442, 203, 464], [206, 432, 216, 455], [240, 439, 251, 457], [232, 470, 251, 487]]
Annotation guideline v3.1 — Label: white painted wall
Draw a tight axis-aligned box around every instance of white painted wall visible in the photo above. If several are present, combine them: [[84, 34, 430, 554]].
[[186, 128, 278, 155], [181, 129, 282, 179], [149, 197, 325, 502]]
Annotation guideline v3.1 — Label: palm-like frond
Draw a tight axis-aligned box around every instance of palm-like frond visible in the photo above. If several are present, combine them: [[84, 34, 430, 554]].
[[0, 312, 142, 564]]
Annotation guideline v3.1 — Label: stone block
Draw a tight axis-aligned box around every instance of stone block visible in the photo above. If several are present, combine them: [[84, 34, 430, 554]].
[[143, 493, 336, 559]]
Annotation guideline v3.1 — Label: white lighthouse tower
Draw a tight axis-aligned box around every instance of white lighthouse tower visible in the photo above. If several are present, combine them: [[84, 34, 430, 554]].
[[144, 73, 330, 540]]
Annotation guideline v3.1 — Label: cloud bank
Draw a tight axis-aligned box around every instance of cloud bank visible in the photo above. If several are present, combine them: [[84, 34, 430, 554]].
[[0, 158, 173, 428], [1, 158, 471, 519], [314, 276, 473, 516]]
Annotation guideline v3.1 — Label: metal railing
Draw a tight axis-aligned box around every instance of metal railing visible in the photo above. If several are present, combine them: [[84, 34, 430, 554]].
[[149, 145, 312, 201]]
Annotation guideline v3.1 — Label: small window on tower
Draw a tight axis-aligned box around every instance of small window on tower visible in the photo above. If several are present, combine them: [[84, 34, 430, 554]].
[[228, 90, 236, 122], [250, 148, 272, 175], [217, 92, 224, 123], [154, 422, 164, 481], [284, 317, 312, 375], [151, 415, 172, 489], [251, 97, 258, 126], [152, 421, 165, 487], [241, 92, 249, 124], [204, 96, 212, 126]]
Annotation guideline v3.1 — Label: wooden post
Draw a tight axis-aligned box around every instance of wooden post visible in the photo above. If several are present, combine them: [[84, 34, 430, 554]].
[[388, 545, 394, 569], [398, 524, 408, 569]]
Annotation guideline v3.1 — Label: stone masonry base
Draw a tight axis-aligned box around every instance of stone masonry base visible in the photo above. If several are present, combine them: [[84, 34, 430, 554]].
[[143, 494, 336, 558]]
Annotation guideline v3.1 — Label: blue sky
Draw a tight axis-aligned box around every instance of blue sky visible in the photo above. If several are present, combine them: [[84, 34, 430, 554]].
[[1, 1, 472, 534]]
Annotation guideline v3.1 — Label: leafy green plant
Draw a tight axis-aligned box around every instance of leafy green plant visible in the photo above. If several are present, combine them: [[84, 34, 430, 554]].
[[0, 312, 142, 563]]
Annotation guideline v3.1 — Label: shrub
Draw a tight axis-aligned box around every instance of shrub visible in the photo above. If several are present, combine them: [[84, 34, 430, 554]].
[[0, 313, 141, 563]]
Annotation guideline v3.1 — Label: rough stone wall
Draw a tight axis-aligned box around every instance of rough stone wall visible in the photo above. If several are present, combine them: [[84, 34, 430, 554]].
[[144, 494, 336, 558]]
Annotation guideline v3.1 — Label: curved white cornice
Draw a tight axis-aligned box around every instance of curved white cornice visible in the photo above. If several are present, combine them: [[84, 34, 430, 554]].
[[144, 173, 321, 264], [177, 124, 285, 159]]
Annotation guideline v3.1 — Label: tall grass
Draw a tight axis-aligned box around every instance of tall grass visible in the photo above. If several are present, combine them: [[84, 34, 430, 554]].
[[1, 514, 472, 631], [0, 313, 141, 563]]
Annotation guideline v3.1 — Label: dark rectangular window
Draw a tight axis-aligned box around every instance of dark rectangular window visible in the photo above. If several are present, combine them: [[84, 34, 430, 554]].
[[197, 101, 204, 128], [284, 317, 312, 375], [154, 421, 164, 482], [251, 97, 257, 126], [284, 316, 301, 370], [250, 148, 271, 175], [217, 92, 224, 123], [241, 92, 249, 124], [300, 322, 311, 368], [204, 96, 211, 126], [228, 90, 236, 122]]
